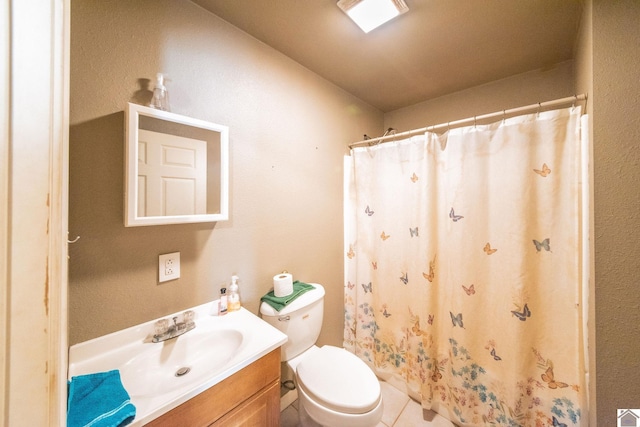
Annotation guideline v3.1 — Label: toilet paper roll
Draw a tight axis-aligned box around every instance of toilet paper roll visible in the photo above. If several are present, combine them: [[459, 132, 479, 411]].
[[273, 273, 294, 297]]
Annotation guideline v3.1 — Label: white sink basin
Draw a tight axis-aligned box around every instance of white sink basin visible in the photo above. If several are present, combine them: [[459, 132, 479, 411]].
[[68, 305, 288, 426], [121, 329, 243, 397]]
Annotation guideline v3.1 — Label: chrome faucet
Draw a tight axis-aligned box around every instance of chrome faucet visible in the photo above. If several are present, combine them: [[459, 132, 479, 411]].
[[152, 310, 196, 343]]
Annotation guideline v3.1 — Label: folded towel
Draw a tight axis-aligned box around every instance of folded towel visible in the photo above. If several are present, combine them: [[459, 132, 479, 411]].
[[260, 281, 315, 311], [67, 370, 136, 427]]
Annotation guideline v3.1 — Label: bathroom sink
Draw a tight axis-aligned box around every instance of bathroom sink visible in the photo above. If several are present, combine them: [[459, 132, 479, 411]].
[[121, 328, 243, 397], [68, 306, 288, 426]]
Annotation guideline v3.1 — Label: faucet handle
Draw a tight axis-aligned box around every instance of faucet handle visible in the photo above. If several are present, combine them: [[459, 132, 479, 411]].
[[183, 310, 195, 325], [154, 319, 169, 336], [152, 312, 195, 342]]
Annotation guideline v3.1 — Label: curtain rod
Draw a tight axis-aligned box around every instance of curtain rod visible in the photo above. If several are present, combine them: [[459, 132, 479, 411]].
[[349, 94, 587, 149]]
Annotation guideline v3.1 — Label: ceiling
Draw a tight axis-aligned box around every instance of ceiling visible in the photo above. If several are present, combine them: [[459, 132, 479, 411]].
[[192, 0, 584, 112]]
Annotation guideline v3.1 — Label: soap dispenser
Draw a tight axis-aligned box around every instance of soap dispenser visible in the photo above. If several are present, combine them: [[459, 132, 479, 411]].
[[227, 275, 241, 312]]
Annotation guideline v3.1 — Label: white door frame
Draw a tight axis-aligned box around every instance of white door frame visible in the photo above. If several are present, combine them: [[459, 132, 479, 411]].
[[0, 0, 9, 421], [1, 0, 69, 425]]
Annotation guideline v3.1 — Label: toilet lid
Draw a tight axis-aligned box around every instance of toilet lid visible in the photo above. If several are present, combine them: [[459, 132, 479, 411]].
[[296, 346, 380, 414]]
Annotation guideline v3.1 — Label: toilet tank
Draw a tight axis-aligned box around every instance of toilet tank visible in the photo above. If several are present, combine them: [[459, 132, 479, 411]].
[[259, 283, 325, 362]]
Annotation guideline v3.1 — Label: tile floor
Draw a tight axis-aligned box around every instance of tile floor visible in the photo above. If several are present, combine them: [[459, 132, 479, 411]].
[[280, 380, 456, 427]]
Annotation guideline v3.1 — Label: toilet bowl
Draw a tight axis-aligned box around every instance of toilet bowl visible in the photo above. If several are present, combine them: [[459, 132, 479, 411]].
[[292, 345, 383, 427], [259, 283, 383, 427]]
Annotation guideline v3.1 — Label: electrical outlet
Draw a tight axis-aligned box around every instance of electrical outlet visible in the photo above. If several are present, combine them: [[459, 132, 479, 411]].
[[159, 252, 180, 283]]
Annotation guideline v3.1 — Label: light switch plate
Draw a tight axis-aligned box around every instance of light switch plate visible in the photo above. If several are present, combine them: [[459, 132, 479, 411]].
[[159, 252, 180, 282]]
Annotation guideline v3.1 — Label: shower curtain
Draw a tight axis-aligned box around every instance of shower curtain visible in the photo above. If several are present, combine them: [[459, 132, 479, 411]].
[[344, 107, 588, 426]]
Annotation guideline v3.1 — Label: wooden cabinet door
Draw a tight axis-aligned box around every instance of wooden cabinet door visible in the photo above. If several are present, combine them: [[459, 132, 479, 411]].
[[145, 349, 280, 427], [211, 379, 280, 427]]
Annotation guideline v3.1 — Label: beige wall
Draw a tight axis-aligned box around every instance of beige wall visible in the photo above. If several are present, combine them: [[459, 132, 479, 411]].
[[574, 2, 595, 424], [591, 1, 640, 424], [69, 0, 382, 346], [383, 60, 575, 131], [70, 2, 640, 425]]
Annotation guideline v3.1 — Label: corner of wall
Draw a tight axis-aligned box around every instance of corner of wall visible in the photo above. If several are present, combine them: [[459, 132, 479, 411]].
[[573, 2, 595, 425]]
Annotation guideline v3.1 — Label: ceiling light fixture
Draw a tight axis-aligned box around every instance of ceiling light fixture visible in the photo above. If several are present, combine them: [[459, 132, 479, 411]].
[[337, 0, 409, 33]]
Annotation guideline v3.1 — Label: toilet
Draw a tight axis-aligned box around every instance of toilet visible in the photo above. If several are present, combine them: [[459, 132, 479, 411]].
[[260, 283, 383, 427]]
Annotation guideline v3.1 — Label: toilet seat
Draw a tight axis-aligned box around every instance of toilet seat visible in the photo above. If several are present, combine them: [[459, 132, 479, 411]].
[[295, 345, 380, 414]]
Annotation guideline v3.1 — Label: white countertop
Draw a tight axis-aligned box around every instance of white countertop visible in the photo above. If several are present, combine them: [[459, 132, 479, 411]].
[[68, 303, 287, 426]]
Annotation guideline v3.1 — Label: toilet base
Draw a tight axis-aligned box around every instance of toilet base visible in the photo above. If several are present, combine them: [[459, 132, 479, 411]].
[[298, 402, 322, 427], [297, 380, 384, 427]]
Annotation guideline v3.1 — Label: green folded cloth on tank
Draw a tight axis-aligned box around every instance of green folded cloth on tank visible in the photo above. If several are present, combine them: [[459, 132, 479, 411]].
[[261, 281, 315, 311]]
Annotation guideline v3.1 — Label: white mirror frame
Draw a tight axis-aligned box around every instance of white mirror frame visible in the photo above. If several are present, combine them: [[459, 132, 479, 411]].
[[125, 103, 229, 226]]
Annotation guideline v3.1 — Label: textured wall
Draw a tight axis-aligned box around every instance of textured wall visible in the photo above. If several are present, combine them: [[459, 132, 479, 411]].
[[68, 1, 640, 424], [69, 0, 382, 345], [592, 1, 640, 424], [383, 61, 575, 131]]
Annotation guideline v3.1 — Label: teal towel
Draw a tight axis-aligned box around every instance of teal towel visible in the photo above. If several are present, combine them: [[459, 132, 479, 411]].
[[67, 370, 136, 427], [261, 281, 315, 311]]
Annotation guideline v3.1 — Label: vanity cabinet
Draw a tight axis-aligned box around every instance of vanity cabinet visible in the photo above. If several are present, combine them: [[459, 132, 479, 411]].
[[146, 349, 281, 427]]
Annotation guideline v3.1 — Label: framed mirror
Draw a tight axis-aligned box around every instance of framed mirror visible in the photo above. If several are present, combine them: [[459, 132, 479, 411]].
[[125, 103, 229, 226]]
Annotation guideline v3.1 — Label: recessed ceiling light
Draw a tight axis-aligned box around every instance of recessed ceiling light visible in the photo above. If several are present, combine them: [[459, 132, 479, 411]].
[[337, 0, 409, 33]]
